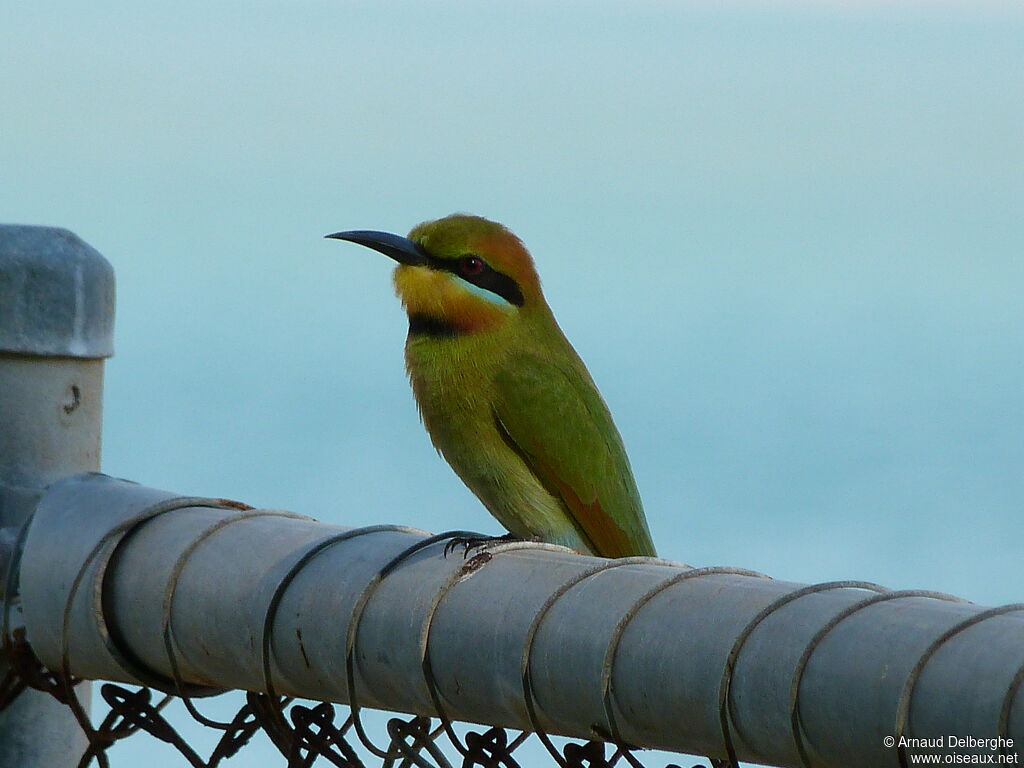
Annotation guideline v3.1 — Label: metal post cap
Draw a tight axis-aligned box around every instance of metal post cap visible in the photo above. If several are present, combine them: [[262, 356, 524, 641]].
[[0, 225, 115, 358]]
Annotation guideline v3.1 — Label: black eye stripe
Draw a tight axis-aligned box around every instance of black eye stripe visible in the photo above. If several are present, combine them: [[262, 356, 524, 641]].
[[426, 254, 525, 307]]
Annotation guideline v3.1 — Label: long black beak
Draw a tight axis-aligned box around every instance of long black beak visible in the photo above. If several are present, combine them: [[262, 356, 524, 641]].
[[324, 230, 429, 267]]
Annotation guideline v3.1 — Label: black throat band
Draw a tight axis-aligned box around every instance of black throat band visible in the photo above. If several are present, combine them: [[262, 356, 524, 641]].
[[408, 313, 460, 339]]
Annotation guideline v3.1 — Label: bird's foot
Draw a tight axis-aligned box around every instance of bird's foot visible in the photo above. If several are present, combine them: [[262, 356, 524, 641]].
[[442, 532, 538, 559]]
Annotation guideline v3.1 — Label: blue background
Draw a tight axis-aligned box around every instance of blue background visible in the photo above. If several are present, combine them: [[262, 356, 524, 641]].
[[4, 1, 1022, 765]]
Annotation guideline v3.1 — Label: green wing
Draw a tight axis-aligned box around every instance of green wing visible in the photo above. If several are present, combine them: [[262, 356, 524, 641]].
[[493, 352, 656, 558]]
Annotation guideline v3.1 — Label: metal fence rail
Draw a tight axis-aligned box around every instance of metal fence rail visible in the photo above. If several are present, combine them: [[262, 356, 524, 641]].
[[7, 471, 1024, 768]]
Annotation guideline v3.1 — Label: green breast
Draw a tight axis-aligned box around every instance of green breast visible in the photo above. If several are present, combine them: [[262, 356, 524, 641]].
[[403, 327, 592, 549]]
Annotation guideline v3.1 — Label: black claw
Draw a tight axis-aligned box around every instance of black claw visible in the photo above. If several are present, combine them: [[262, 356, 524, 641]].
[[442, 532, 521, 559]]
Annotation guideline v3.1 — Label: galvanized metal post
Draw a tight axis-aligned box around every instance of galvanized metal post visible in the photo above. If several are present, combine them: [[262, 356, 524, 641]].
[[0, 225, 115, 766]]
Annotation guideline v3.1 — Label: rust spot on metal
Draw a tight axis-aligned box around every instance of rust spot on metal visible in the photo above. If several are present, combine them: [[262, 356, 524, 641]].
[[215, 498, 254, 511], [62, 384, 81, 414], [460, 551, 492, 576]]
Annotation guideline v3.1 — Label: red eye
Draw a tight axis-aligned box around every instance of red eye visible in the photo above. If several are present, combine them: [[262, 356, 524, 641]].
[[459, 256, 484, 276]]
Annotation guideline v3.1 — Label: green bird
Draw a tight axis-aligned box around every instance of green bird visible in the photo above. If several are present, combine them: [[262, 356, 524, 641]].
[[327, 214, 656, 558]]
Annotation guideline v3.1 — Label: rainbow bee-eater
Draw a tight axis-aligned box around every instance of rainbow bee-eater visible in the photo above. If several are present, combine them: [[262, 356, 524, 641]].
[[327, 214, 656, 558]]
